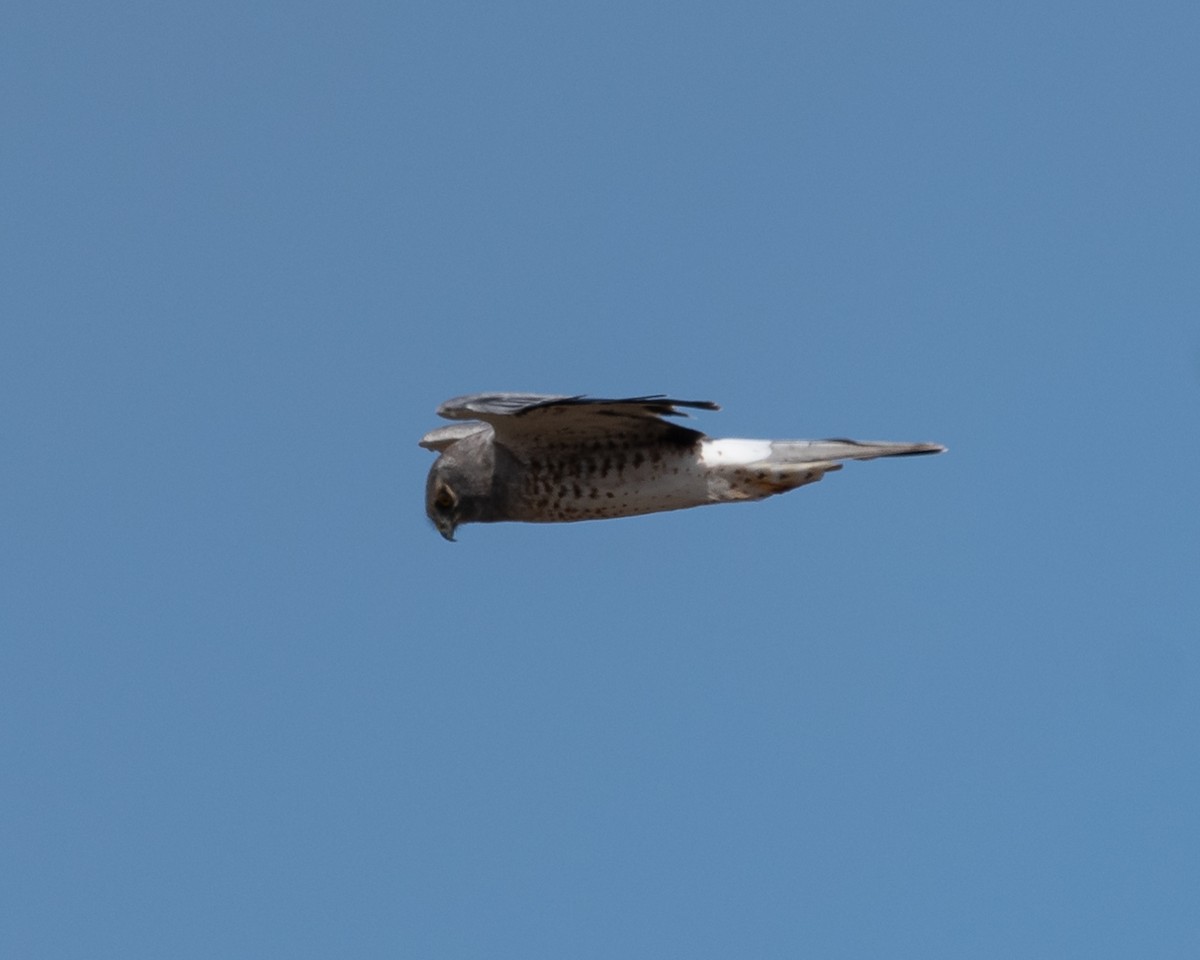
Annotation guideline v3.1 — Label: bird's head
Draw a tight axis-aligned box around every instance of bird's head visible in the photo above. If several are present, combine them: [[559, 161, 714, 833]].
[[424, 439, 497, 542], [425, 468, 462, 541]]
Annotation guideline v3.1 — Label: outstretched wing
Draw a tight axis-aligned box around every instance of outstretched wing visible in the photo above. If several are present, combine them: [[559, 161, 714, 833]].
[[436, 392, 718, 453], [437, 393, 718, 420]]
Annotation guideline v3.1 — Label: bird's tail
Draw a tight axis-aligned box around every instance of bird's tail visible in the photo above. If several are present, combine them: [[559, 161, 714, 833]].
[[765, 438, 946, 463], [700, 437, 945, 500]]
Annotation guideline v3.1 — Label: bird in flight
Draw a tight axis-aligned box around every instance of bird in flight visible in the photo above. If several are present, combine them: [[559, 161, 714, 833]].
[[420, 393, 944, 541]]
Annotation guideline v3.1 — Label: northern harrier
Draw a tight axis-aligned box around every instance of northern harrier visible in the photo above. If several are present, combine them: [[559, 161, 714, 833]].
[[420, 393, 944, 541]]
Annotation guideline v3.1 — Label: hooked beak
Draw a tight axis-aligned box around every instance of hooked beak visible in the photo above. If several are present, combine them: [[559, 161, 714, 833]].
[[434, 518, 457, 542]]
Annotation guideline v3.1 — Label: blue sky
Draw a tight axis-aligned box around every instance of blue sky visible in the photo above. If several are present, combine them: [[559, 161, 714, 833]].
[[4, 1, 1199, 957]]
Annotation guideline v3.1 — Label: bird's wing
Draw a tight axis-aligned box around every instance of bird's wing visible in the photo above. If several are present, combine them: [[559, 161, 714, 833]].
[[418, 422, 491, 452], [437, 393, 718, 420], [435, 393, 718, 452]]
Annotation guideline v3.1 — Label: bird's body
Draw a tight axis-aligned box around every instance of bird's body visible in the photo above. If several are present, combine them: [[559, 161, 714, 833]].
[[420, 393, 944, 540]]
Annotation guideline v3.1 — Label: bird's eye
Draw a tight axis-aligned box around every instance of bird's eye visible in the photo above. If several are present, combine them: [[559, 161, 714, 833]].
[[434, 486, 456, 510]]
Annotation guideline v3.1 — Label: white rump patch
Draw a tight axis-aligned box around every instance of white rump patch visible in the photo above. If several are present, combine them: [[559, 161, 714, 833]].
[[700, 438, 773, 466]]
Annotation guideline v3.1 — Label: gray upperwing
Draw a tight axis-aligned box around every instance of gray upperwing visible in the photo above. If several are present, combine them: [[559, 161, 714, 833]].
[[419, 422, 491, 452], [435, 393, 718, 454], [437, 393, 719, 421]]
